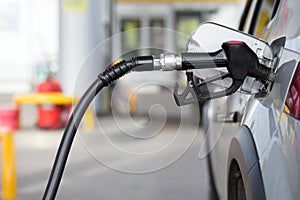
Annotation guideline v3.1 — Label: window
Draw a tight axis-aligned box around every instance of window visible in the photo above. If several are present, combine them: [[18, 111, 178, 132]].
[[121, 19, 141, 59], [255, 0, 276, 36], [239, 0, 278, 35], [149, 19, 164, 55]]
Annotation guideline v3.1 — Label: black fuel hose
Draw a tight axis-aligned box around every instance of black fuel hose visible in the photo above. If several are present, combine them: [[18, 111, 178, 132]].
[[42, 57, 153, 200], [42, 79, 104, 200]]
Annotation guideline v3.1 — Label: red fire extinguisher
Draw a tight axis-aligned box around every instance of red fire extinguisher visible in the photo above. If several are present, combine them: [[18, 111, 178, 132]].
[[36, 76, 67, 129]]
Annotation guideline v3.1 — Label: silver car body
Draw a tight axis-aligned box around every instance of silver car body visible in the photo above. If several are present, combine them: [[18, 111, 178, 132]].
[[200, 0, 300, 199]]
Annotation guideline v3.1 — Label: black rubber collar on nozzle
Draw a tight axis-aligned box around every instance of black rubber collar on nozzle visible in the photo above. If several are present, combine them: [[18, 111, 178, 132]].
[[98, 60, 135, 86], [99, 55, 155, 87]]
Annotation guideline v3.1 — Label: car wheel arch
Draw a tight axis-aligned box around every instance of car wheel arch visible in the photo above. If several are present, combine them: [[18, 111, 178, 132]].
[[227, 125, 266, 200]]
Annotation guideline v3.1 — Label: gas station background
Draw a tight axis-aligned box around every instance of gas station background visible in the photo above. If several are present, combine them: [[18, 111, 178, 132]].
[[0, 0, 245, 114]]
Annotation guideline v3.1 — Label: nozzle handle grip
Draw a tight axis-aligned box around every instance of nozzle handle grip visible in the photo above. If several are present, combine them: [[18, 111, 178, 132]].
[[181, 49, 228, 70]]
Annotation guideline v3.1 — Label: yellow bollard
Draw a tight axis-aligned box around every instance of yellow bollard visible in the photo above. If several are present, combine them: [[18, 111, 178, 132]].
[[0, 129, 16, 200], [127, 88, 136, 113], [83, 107, 94, 131]]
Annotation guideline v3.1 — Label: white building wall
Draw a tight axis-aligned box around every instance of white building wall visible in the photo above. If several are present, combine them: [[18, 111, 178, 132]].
[[0, 0, 58, 94]]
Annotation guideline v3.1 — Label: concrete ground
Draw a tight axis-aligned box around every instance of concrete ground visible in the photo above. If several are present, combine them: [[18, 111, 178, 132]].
[[1, 101, 211, 200]]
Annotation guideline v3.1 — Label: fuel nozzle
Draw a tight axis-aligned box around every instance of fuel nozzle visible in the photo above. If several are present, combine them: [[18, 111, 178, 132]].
[[134, 41, 274, 81], [132, 41, 274, 106]]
